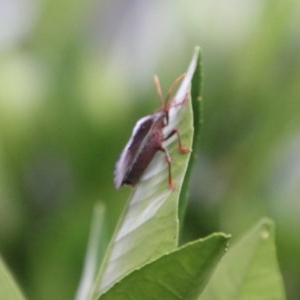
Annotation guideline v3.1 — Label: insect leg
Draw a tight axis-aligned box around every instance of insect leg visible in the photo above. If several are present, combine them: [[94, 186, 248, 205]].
[[163, 92, 189, 127], [164, 129, 192, 153], [172, 92, 190, 109], [158, 146, 175, 189]]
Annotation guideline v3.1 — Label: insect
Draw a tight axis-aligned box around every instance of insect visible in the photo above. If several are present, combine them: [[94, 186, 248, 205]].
[[114, 73, 191, 189]]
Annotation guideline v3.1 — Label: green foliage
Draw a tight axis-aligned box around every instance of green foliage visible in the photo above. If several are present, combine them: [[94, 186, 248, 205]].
[[0, 1, 299, 299], [73, 48, 285, 300], [80, 47, 204, 299], [200, 219, 286, 300], [0, 256, 25, 300], [99, 234, 229, 300]]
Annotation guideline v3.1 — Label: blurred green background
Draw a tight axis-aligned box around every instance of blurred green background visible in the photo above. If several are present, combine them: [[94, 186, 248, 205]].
[[0, 0, 299, 299]]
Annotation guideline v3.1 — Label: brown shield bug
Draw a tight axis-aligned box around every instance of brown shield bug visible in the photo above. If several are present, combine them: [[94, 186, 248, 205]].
[[114, 73, 191, 189]]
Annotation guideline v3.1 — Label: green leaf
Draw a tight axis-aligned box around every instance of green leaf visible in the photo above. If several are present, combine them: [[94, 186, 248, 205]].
[[200, 218, 286, 300], [98, 233, 230, 300], [179, 47, 203, 225], [0, 256, 26, 300], [89, 47, 202, 298], [76, 204, 107, 300]]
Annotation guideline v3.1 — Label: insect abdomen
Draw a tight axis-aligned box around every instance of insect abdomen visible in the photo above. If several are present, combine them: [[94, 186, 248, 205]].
[[122, 139, 159, 186]]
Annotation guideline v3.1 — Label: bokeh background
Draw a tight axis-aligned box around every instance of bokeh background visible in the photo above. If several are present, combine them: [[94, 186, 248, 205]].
[[0, 0, 299, 299]]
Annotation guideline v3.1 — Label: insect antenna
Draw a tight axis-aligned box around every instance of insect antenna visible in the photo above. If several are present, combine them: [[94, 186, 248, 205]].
[[153, 75, 164, 110], [164, 73, 186, 109], [154, 73, 186, 110]]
